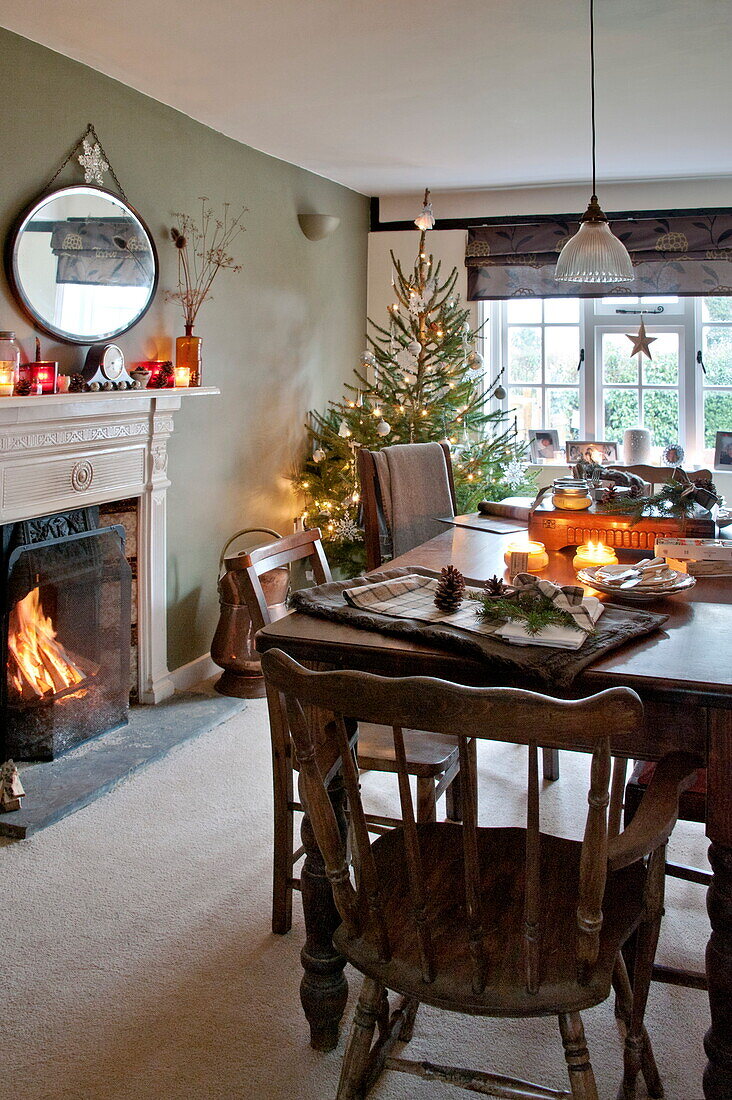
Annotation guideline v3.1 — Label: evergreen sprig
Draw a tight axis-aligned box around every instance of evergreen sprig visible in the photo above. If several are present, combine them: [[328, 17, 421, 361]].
[[477, 589, 581, 637], [596, 479, 718, 525]]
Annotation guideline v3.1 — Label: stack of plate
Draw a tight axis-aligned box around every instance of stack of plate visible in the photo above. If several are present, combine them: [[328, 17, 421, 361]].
[[576, 557, 696, 601]]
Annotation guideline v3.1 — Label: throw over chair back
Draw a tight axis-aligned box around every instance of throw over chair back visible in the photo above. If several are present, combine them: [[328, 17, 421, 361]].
[[358, 441, 457, 570]]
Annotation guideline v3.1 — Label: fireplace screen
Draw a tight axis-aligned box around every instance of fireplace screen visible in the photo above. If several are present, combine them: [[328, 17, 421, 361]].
[[4, 526, 131, 760]]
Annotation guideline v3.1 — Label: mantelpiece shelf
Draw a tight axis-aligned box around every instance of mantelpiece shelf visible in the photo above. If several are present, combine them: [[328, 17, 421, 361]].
[[0, 386, 219, 408]]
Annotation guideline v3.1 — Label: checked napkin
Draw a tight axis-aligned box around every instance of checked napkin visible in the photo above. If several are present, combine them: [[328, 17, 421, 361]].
[[510, 573, 598, 633]]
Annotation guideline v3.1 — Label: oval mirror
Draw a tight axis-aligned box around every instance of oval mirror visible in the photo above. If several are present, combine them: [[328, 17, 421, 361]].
[[6, 184, 158, 345]]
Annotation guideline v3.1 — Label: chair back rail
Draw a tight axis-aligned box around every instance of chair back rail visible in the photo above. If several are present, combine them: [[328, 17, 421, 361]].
[[226, 528, 331, 633], [265, 649, 641, 992]]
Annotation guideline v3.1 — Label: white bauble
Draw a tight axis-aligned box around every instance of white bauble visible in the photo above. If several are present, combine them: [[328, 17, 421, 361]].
[[359, 349, 376, 369], [407, 340, 421, 355], [376, 420, 391, 437], [467, 350, 484, 371], [312, 448, 326, 464]]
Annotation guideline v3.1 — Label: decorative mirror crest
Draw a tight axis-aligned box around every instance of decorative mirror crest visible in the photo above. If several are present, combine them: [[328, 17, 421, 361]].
[[5, 125, 158, 346]]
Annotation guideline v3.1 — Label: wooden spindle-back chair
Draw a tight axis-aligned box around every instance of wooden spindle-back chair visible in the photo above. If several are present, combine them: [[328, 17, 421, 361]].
[[229, 529, 461, 934], [262, 648, 699, 1100]]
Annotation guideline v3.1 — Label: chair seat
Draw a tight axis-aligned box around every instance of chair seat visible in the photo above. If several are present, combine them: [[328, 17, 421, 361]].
[[357, 723, 459, 777], [628, 760, 706, 823], [334, 823, 646, 1018]]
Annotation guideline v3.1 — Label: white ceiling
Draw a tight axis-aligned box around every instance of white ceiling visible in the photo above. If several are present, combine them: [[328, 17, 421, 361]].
[[1, 0, 731, 197]]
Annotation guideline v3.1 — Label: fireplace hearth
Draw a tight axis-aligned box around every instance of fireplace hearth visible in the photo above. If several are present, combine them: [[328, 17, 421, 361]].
[[2, 508, 131, 761]]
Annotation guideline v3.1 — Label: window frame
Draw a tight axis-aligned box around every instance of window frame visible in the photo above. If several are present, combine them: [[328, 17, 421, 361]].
[[481, 295, 729, 466]]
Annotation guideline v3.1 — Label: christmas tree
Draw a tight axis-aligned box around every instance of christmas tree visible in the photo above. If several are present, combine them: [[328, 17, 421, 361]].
[[294, 190, 532, 575]]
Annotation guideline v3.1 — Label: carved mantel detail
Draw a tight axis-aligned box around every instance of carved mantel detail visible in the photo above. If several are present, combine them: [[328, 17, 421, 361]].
[[0, 388, 218, 703]]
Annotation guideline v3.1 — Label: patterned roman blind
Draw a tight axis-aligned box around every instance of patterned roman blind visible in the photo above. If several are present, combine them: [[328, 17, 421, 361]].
[[466, 210, 732, 299]]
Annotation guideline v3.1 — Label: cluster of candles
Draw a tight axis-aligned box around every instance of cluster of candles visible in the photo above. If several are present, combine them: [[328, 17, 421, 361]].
[[0, 361, 59, 396], [503, 538, 619, 574]]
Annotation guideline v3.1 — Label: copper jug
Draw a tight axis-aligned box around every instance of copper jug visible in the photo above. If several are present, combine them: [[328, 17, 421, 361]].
[[211, 529, 289, 698]]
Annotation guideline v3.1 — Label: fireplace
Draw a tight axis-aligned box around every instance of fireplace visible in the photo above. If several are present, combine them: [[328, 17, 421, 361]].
[[2, 508, 131, 761]]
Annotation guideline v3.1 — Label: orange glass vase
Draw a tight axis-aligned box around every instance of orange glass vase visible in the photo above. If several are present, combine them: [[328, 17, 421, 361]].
[[175, 325, 202, 386]]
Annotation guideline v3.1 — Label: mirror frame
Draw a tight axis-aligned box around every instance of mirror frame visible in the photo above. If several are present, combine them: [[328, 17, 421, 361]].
[[5, 184, 159, 345]]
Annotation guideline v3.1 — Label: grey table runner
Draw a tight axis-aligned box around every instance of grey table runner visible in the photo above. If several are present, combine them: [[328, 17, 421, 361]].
[[288, 567, 669, 690]]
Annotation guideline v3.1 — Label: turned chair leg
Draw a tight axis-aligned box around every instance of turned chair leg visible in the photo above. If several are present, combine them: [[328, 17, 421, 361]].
[[270, 688, 295, 934], [337, 977, 384, 1100], [416, 776, 437, 823], [559, 1012, 599, 1100], [619, 847, 666, 1100]]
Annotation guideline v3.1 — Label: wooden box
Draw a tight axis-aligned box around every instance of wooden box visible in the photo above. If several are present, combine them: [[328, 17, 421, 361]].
[[528, 500, 715, 552]]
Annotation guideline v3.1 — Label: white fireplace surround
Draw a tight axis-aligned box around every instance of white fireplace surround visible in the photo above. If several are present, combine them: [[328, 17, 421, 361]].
[[0, 387, 218, 704]]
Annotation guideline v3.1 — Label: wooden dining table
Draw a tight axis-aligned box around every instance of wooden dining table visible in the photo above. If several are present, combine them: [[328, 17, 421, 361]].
[[256, 525, 732, 1100]]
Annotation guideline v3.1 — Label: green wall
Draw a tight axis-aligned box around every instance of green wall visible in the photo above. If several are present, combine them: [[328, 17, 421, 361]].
[[0, 29, 369, 672]]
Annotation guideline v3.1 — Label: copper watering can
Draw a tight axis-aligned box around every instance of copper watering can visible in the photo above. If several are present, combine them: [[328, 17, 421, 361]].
[[211, 528, 290, 698]]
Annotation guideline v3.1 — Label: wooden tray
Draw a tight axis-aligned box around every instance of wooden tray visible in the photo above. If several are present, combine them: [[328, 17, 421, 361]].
[[528, 499, 715, 552]]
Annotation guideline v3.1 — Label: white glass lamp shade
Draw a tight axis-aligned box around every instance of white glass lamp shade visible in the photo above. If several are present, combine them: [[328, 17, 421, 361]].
[[555, 201, 634, 283]]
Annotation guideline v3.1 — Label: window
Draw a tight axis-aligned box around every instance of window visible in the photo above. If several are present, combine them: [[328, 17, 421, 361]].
[[483, 295, 732, 467]]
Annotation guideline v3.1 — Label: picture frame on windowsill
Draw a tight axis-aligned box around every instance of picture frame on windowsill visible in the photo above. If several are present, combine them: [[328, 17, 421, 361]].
[[528, 429, 561, 463], [565, 440, 619, 466], [714, 431, 732, 471]]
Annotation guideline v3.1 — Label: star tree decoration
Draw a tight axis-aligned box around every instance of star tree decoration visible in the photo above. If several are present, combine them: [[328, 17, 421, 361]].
[[625, 318, 657, 360], [78, 138, 109, 186]]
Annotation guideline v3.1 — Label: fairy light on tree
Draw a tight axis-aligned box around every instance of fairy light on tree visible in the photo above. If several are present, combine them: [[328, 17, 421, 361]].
[[294, 189, 532, 575]]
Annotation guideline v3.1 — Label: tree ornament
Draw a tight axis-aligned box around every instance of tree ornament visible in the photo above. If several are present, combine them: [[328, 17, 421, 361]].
[[395, 347, 419, 372], [626, 319, 657, 361], [376, 420, 391, 437], [503, 457, 528, 491], [338, 420, 352, 438], [407, 339, 421, 355], [414, 189, 435, 232], [467, 350, 484, 371], [312, 448, 326, 464], [434, 565, 466, 612], [494, 384, 507, 401], [359, 350, 376, 369]]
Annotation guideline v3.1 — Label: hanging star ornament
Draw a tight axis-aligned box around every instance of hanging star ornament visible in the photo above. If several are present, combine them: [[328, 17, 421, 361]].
[[625, 319, 657, 360], [78, 138, 109, 186]]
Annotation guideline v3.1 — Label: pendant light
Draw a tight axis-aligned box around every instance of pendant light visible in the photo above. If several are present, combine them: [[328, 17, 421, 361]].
[[555, 0, 634, 284]]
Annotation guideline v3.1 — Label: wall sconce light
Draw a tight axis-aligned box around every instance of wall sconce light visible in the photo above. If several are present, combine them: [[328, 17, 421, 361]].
[[298, 214, 340, 241]]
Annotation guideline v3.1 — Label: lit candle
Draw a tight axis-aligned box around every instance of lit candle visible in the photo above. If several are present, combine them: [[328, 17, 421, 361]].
[[173, 366, 191, 388], [19, 362, 58, 395], [572, 541, 619, 570], [0, 366, 14, 396], [503, 539, 549, 572], [56, 374, 70, 393]]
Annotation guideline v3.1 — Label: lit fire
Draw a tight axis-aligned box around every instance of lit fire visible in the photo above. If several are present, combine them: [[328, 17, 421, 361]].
[[8, 587, 86, 700]]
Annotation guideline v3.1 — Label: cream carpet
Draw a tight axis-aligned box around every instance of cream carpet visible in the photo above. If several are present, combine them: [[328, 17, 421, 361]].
[[0, 692, 708, 1100]]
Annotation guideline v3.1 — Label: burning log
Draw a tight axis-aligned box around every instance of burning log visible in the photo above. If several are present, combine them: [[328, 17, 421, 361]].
[[7, 588, 88, 702]]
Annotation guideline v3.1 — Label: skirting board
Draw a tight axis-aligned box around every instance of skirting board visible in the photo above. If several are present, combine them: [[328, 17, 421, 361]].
[[170, 652, 218, 692]]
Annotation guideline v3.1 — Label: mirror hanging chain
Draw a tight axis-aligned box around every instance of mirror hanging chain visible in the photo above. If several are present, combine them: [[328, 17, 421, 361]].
[[44, 123, 128, 202]]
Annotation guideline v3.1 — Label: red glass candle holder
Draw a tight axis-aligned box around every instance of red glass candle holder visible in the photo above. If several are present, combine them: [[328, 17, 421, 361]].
[[138, 360, 174, 389], [18, 362, 58, 395]]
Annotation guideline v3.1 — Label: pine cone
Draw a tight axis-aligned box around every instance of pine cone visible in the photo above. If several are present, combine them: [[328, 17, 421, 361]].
[[151, 361, 174, 388], [14, 379, 32, 396], [484, 574, 510, 598], [68, 373, 86, 393], [601, 483, 618, 505], [434, 565, 465, 612], [628, 483, 644, 499]]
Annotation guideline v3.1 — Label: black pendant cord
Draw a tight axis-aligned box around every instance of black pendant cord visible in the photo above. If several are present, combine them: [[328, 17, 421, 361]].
[[589, 0, 597, 200]]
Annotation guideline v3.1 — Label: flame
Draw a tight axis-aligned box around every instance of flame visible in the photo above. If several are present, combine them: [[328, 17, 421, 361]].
[[8, 588, 86, 700]]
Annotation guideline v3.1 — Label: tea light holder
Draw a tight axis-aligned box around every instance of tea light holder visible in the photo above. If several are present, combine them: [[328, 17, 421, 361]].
[[173, 366, 191, 388], [0, 365, 14, 396], [572, 541, 619, 570], [503, 539, 549, 573], [18, 361, 58, 395]]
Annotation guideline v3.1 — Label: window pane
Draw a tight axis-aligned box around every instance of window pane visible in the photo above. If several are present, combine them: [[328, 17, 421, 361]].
[[507, 387, 542, 434], [643, 332, 678, 385], [544, 297, 580, 323], [547, 389, 580, 446], [604, 388, 639, 441], [545, 326, 579, 383], [702, 297, 732, 322], [704, 391, 732, 449], [640, 296, 678, 305], [600, 296, 638, 306], [507, 327, 541, 383], [703, 326, 732, 385], [642, 390, 679, 448], [506, 299, 541, 324], [602, 333, 638, 384]]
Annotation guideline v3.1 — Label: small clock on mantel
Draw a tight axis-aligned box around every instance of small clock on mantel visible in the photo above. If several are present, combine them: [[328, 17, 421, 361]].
[[83, 343, 135, 390]]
